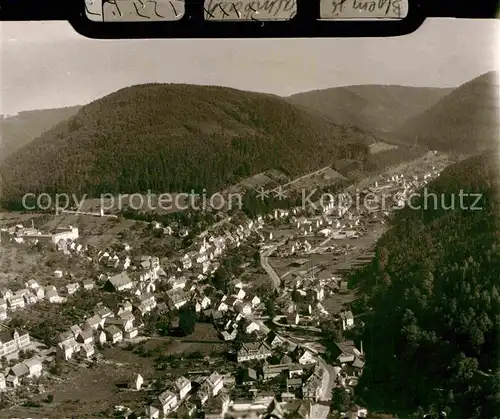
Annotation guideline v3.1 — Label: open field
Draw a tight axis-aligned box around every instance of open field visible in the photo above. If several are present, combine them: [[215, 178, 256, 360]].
[[240, 271, 271, 289], [322, 290, 359, 315], [368, 142, 399, 155], [141, 323, 228, 357], [267, 221, 386, 316], [0, 241, 98, 289], [5, 349, 155, 418]]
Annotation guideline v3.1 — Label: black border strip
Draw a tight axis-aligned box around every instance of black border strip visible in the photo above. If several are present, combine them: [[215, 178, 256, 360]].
[[67, 0, 425, 38], [0, 0, 498, 20], [0, 0, 498, 38]]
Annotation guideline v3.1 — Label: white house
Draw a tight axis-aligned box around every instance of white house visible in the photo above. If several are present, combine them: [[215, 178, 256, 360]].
[[117, 301, 133, 315], [217, 301, 229, 312], [235, 302, 252, 316], [80, 344, 95, 359], [7, 363, 29, 387], [84, 314, 104, 330], [158, 390, 178, 415], [146, 405, 160, 419], [105, 325, 123, 344], [76, 329, 94, 345], [166, 289, 188, 310], [82, 279, 95, 291], [200, 296, 211, 309], [0, 329, 31, 358], [25, 280, 39, 290], [298, 349, 316, 365], [175, 376, 191, 400], [23, 357, 43, 378], [133, 373, 144, 391], [221, 329, 238, 341], [34, 287, 45, 299], [96, 330, 107, 345], [7, 293, 25, 310], [250, 296, 261, 307], [104, 272, 134, 292], [65, 283, 80, 295], [340, 311, 354, 330], [168, 276, 187, 290], [181, 255, 192, 270], [57, 342, 76, 361], [245, 321, 260, 334], [70, 324, 82, 337], [46, 288, 64, 304], [204, 372, 224, 397], [234, 288, 246, 300]]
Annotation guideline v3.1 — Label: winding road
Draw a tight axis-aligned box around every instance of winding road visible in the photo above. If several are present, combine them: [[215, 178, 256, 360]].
[[272, 330, 335, 401], [260, 238, 287, 290]]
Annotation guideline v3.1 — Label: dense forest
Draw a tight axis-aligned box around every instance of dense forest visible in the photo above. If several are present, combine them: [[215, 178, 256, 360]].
[[393, 71, 499, 153], [0, 106, 81, 162], [0, 84, 374, 208], [287, 85, 451, 134], [352, 151, 500, 418]]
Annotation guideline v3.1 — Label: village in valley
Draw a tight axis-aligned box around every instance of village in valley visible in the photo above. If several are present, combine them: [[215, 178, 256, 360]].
[[0, 152, 451, 418]]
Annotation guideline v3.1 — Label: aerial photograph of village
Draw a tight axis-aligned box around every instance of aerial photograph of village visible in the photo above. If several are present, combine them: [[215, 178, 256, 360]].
[[0, 17, 498, 419]]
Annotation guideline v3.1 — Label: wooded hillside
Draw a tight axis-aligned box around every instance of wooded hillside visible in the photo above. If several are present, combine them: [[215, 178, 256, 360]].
[[0, 84, 373, 207], [354, 150, 500, 418]]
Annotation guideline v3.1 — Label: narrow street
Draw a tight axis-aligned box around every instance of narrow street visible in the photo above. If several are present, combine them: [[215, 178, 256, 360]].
[[260, 238, 287, 290]]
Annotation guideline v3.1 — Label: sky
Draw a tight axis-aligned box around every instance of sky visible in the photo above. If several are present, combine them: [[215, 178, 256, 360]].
[[0, 19, 499, 115]]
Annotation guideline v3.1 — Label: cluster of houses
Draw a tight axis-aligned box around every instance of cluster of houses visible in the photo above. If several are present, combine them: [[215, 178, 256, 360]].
[[0, 356, 43, 390], [0, 208, 281, 365], [0, 329, 43, 390], [0, 152, 450, 416], [267, 158, 447, 262], [136, 329, 366, 419], [147, 371, 226, 418], [0, 275, 97, 321], [143, 370, 337, 419], [236, 340, 326, 400], [2, 224, 79, 246], [56, 300, 141, 361]]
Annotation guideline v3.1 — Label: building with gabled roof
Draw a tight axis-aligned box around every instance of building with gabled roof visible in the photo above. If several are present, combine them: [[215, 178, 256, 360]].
[[175, 375, 191, 400], [158, 389, 178, 415], [0, 329, 30, 358], [237, 341, 272, 363], [203, 371, 224, 397], [104, 272, 134, 292], [340, 310, 354, 330]]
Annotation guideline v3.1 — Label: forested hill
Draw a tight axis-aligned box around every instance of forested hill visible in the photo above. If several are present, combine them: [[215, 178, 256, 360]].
[[286, 85, 452, 134], [353, 151, 500, 418], [393, 71, 499, 153], [0, 106, 81, 162], [0, 84, 373, 207]]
